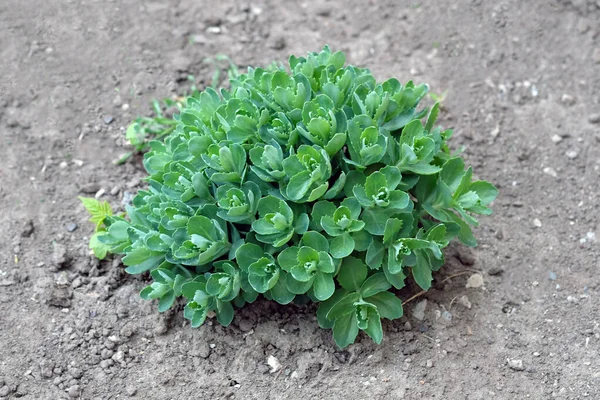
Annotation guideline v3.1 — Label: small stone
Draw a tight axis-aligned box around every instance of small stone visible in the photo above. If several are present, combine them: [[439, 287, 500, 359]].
[[68, 367, 83, 379], [565, 149, 578, 159], [80, 183, 101, 194], [560, 94, 576, 106], [465, 274, 484, 289], [112, 351, 124, 363], [126, 387, 137, 396], [109, 186, 121, 196], [56, 271, 69, 286], [543, 167, 558, 178], [488, 267, 505, 276], [68, 385, 80, 398], [441, 311, 452, 323], [290, 371, 299, 379], [588, 113, 600, 124], [533, 352, 540, 357], [40, 360, 55, 378], [66, 222, 77, 232], [548, 271, 557, 281], [551, 134, 563, 143], [238, 319, 253, 332], [103, 115, 114, 125], [206, 26, 221, 34], [101, 349, 114, 359], [507, 359, 524, 371], [532, 218, 542, 228], [457, 248, 476, 265], [426, 359, 433, 368], [412, 299, 427, 321], [0, 386, 11, 397], [53, 243, 68, 268], [270, 37, 286, 50], [404, 321, 412, 331], [458, 295, 472, 309], [21, 220, 34, 237], [267, 355, 281, 373], [567, 295, 578, 303], [587, 232, 596, 241]]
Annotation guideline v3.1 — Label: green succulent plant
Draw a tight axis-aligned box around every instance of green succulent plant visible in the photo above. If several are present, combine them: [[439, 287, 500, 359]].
[[83, 46, 498, 348]]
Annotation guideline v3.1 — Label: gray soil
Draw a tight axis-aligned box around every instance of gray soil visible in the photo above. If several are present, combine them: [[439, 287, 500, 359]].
[[1, 0, 600, 399]]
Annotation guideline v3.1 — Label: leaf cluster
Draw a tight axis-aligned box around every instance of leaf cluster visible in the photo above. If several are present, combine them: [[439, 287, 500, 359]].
[[92, 46, 497, 347]]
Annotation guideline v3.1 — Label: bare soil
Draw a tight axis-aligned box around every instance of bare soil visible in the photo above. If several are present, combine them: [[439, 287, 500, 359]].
[[1, 1, 600, 399]]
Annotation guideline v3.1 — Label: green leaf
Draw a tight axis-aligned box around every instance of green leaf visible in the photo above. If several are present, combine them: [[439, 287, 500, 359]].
[[286, 171, 312, 200], [122, 248, 164, 274], [411, 252, 433, 291], [313, 272, 335, 301], [89, 231, 111, 260], [352, 230, 373, 252], [330, 232, 355, 258], [311, 201, 337, 231], [301, 231, 329, 252], [383, 262, 407, 290], [337, 256, 367, 291], [333, 311, 359, 348], [364, 291, 403, 320], [216, 300, 234, 326], [235, 243, 264, 270], [158, 290, 176, 312], [360, 273, 391, 297], [270, 273, 296, 304], [366, 239, 385, 270], [294, 213, 310, 234], [364, 308, 383, 344], [317, 289, 347, 329], [79, 196, 113, 229], [285, 274, 313, 294], [424, 102, 439, 132], [361, 208, 392, 235]]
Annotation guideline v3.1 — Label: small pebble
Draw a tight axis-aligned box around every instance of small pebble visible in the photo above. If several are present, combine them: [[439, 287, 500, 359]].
[[532, 218, 542, 228], [465, 274, 484, 289], [565, 150, 578, 159], [548, 271, 557, 281], [267, 355, 281, 373], [551, 134, 563, 143], [441, 311, 452, 323], [588, 113, 600, 124], [66, 222, 77, 232], [488, 267, 505, 276], [543, 167, 557, 178], [103, 115, 114, 125], [412, 299, 427, 321], [507, 359, 524, 371], [67, 385, 80, 398], [458, 295, 472, 309], [560, 94, 575, 106], [426, 359, 434, 368]]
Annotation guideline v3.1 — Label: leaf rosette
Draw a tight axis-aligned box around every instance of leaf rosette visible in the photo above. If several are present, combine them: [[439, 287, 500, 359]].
[[83, 46, 498, 349]]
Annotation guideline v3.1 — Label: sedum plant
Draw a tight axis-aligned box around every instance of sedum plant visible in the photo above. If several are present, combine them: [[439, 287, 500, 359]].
[[87, 47, 497, 348]]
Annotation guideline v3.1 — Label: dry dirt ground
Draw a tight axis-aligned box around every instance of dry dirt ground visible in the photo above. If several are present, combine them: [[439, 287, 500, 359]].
[[1, 0, 600, 399]]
